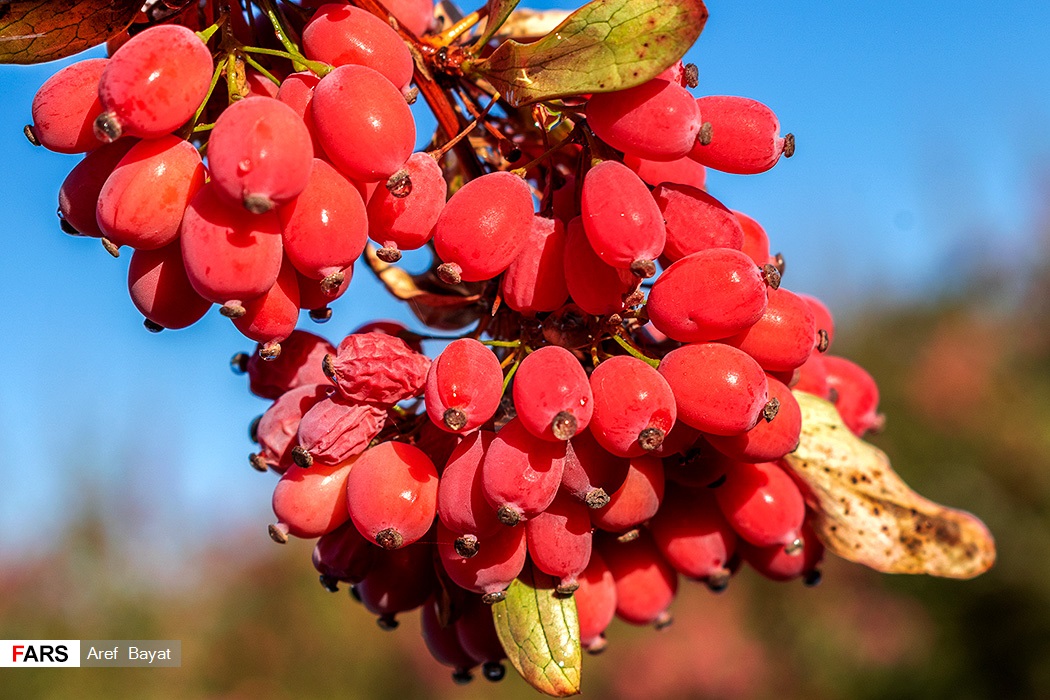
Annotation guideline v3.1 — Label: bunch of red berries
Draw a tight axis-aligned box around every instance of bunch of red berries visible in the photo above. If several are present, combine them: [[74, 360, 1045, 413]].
[[26, 0, 889, 689]]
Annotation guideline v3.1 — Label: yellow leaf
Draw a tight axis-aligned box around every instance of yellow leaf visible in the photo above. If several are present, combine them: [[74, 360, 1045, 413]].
[[783, 391, 995, 579]]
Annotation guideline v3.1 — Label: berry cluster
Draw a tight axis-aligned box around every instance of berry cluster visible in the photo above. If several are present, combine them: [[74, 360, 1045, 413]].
[[26, 0, 892, 690]]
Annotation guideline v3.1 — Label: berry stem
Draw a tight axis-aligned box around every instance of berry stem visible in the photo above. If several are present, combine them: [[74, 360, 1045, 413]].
[[481, 339, 522, 349], [428, 92, 501, 161], [181, 60, 227, 139], [241, 46, 331, 77], [428, 10, 483, 48], [242, 54, 282, 86], [611, 332, 660, 369], [256, 0, 311, 71]]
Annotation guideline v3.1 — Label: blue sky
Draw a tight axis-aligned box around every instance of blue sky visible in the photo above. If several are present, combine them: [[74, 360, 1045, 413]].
[[0, 0, 1048, 568]]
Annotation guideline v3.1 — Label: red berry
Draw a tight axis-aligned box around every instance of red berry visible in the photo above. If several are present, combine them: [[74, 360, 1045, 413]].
[[580, 160, 665, 275], [589, 455, 664, 533], [208, 96, 314, 213], [689, 96, 793, 174], [586, 79, 702, 160], [481, 418, 567, 525], [454, 596, 508, 680], [345, 441, 439, 550], [179, 183, 284, 309], [623, 153, 707, 190], [420, 595, 477, 682], [706, 376, 802, 462], [574, 551, 617, 651], [325, 332, 431, 406], [598, 531, 678, 627], [824, 355, 882, 435], [740, 519, 824, 583], [500, 215, 570, 314], [437, 430, 502, 556], [734, 210, 776, 267], [296, 396, 387, 466], [714, 460, 806, 549], [650, 487, 737, 588], [232, 256, 301, 355], [269, 459, 354, 541], [512, 346, 593, 441], [95, 24, 213, 141], [560, 430, 631, 509], [30, 58, 107, 153], [312, 64, 415, 182], [433, 172, 534, 283], [251, 383, 331, 473], [303, 4, 415, 91], [356, 540, 438, 628], [437, 520, 527, 601], [127, 240, 211, 330], [96, 135, 206, 250], [652, 184, 744, 262], [658, 342, 769, 436], [525, 490, 593, 593], [367, 152, 446, 260], [798, 292, 835, 351], [647, 248, 771, 343], [794, 351, 830, 399], [589, 356, 677, 458], [563, 217, 639, 316], [723, 287, 817, 372], [312, 520, 377, 590], [244, 330, 335, 400], [276, 71, 327, 158], [58, 139, 137, 238], [425, 338, 503, 434]]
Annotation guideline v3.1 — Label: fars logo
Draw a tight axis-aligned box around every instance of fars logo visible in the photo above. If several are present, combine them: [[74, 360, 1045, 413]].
[[1, 640, 80, 667]]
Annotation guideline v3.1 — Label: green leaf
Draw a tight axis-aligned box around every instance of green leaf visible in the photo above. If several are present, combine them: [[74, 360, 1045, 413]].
[[491, 562, 582, 697], [0, 0, 141, 64], [471, 0, 522, 51], [464, 0, 707, 107], [783, 391, 996, 579]]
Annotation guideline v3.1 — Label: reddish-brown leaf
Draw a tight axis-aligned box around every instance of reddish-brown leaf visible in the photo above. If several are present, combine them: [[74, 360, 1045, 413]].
[[0, 0, 141, 64]]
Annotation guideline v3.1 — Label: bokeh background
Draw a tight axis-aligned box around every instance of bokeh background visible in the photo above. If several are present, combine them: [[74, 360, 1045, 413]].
[[2, 0, 1049, 697]]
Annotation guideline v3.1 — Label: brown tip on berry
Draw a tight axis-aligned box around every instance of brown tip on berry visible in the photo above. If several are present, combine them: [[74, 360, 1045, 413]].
[[349, 585, 362, 603], [623, 289, 645, 308], [402, 86, 419, 104], [436, 262, 462, 285], [454, 534, 480, 558], [248, 415, 261, 443], [698, 121, 713, 146], [243, 192, 275, 214], [784, 536, 804, 556], [630, 258, 656, 279], [59, 218, 80, 236], [386, 169, 413, 198], [320, 271, 345, 296], [584, 488, 610, 509], [376, 246, 402, 263], [376, 614, 399, 630], [443, 407, 468, 431], [763, 397, 780, 422], [259, 341, 282, 361], [23, 124, 40, 146], [496, 504, 521, 527], [309, 307, 333, 323], [761, 263, 782, 290], [816, 329, 830, 353], [481, 591, 506, 605], [249, 453, 269, 472], [322, 353, 336, 379], [143, 319, 164, 333], [870, 413, 887, 434], [319, 574, 340, 592], [482, 662, 506, 682], [93, 111, 122, 143], [230, 352, 249, 374], [451, 669, 473, 685], [783, 133, 796, 158], [555, 580, 579, 597], [653, 611, 674, 630], [638, 426, 665, 451], [499, 140, 523, 163], [684, 63, 699, 88], [291, 445, 314, 468], [268, 522, 289, 544], [617, 528, 640, 543], [375, 528, 404, 550], [101, 237, 120, 258], [585, 635, 608, 655], [706, 568, 731, 593], [803, 568, 823, 587], [219, 302, 246, 319], [551, 411, 578, 440], [774, 252, 786, 275]]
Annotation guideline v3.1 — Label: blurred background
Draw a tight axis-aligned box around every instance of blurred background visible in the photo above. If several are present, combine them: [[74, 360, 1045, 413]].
[[1, 0, 1049, 697]]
